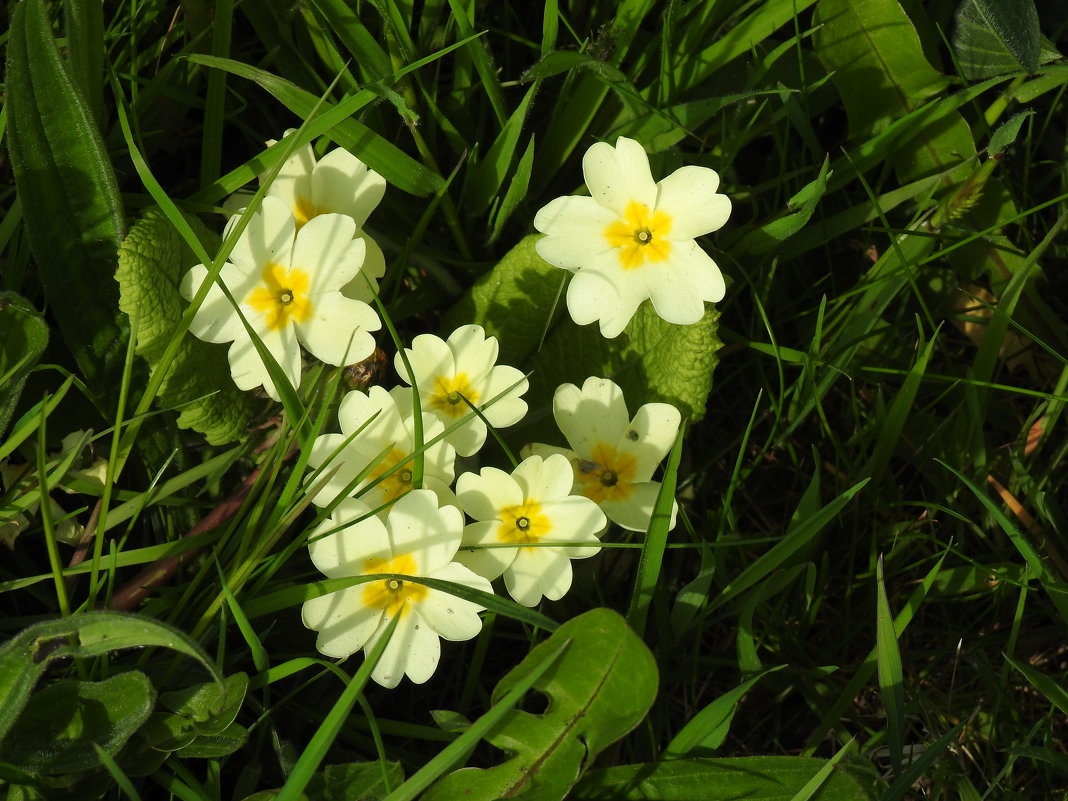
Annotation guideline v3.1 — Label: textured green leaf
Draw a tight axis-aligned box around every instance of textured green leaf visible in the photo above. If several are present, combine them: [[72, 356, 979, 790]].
[[528, 302, 722, 425], [307, 761, 405, 801], [1, 672, 155, 776], [116, 206, 260, 445], [422, 608, 657, 801], [442, 235, 568, 367], [445, 237, 720, 426], [0, 611, 222, 744], [5, 0, 127, 390], [0, 293, 49, 440], [952, 0, 1042, 79], [813, 0, 951, 137], [157, 672, 248, 738], [172, 720, 249, 758], [571, 756, 881, 800]]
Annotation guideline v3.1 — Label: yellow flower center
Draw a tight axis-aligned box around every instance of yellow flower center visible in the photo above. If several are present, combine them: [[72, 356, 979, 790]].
[[246, 261, 313, 331], [293, 195, 322, 230], [429, 373, 481, 419], [498, 500, 552, 546], [367, 448, 415, 503], [574, 443, 637, 504], [362, 552, 426, 617], [604, 200, 673, 270]]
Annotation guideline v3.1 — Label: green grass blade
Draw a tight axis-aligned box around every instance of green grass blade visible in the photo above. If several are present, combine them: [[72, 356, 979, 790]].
[[876, 555, 905, 777], [627, 421, 685, 637]]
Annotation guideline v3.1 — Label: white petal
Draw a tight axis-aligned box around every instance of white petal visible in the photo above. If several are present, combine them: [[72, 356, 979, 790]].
[[455, 526, 515, 581], [520, 443, 577, 466], [665, 241, 726, 304], [533, 197, 619, 271], [386, 490, 463, 574], [307, 499, 389, 577], [565, 258, 647, 339], [182, 263, 251, 344], [511, 453, 573, 503], [644, 267, 707, 327], [342, 232, 386, 302], [338, 386, 402, 438], [539, 495, 606, 556], [478, 364, 529, 428], [226, 325, 299, 401], [447, 325, 499, 384], [312, 148, 386, 229], [581, 137, 657, 215], [292, 213, 361, 291], [619, 403, 681, 482], [369, 609, 440, 687], [505, 547, 574, 606], [418, 562, 490, 640], [228, 196, 295, 272], [456, 467, 521, 521], [399, 333, 453, 389], [444, 416, 488, 459], [265, 140, 316, 211], [655, 165, 731, 238], [302, 587, 384, 659], [600, 481, 678, 532], [297, 293, 379, 366], [553, 377, 629, 459], [418, 415, 457, 487]]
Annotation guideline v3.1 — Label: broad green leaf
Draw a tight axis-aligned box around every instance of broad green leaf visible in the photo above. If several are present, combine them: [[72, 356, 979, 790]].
[[173, 721, 249, 758], [5, 0, 127, 391], [0, 611, 222, 743], [116, 206, 260, 445], [528, 302, 722, 425], [422, 608, 657, 801], [1, 671, 155, 775], [63, 0, 106, 128], [0, 293, 48, 440], [571, 756, 881, 800], [306, 761, 405, 801], [145, 671, 249, 751], [442, 235, 567, 366], [952, 0, 1042, 79], [813, 0, 951, 138]]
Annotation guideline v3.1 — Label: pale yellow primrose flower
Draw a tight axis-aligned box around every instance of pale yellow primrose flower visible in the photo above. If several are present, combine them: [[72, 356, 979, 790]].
[[523, 377, 680, 532], [265, 131, 387, 303], [533, 136, 731, 338], [306, 385, 456, 511], [301, 490, 491, 688], [455, 454, 606, 607], [181, 196, 381, 401], [394, 324, 529, 457]]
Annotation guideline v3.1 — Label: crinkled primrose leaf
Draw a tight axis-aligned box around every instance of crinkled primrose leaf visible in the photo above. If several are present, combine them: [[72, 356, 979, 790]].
[[445, 235, 721, 427], [527, 302, 721, 428], [442, 234, 566, 366], [116, 207, 260, 445]]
